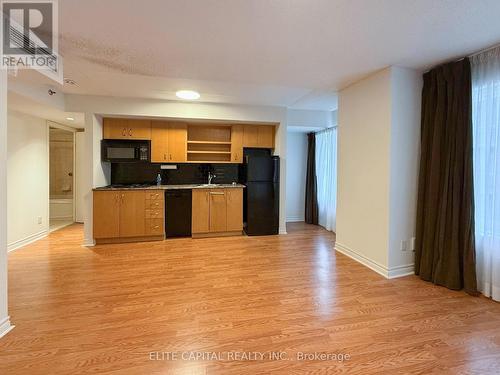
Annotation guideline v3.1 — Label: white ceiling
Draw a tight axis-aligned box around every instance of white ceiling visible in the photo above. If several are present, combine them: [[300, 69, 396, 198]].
[[12, 0, 500, 111], [8, 91, 85, 128]]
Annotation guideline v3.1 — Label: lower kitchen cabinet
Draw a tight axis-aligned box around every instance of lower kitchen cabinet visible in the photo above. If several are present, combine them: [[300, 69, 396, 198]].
[[192, 189, 210, 233], [226, 188, 243, 232], [93, 189, 164, 243], [119, 191, 146, 237], [93, 191, 121, 239], [208, 190, 227, 232], [191, 188, 243, 237]]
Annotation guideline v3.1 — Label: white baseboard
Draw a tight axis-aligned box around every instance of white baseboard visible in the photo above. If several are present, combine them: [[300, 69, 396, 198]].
[[8, 229, 48, 252], [50, 215, 73, 220], [335, 242, 414, 279], [387, 263, 415, 278], [279, 228, 288, 235], [286, 216, 304, 223], [0, 317, 14, 339], [82, 238, 95, 247]]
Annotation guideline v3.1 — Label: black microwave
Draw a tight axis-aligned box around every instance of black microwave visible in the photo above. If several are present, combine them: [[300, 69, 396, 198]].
[[101, 140, 150, 163]]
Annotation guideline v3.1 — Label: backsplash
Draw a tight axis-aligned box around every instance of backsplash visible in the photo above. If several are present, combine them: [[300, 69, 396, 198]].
[[111, 163, 239, 185]]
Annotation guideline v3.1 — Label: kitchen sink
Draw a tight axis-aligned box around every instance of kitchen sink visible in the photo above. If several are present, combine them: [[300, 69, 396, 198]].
[[197, 184, 220, 187]]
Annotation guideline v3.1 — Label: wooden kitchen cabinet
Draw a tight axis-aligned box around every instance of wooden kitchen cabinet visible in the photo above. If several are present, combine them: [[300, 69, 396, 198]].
[[192, 189, 210, 234], [243, 125, 275, 149], [151, 121, 170, 162], [118, 191, 146, 237], [103, 118, 128, 139], [257, 126, 274, 148], [226, 188, 243, 232], [168, 123, 188, 162], [93, 189, 164, 243], [103, 118, 151, 140], [151, 121, 187, 163], [209, 189, 227, 232], [243, 125, 259, 147], [231, 125, 244, 163], [93, 190, 121, 239], [191, 187, 243, 237]]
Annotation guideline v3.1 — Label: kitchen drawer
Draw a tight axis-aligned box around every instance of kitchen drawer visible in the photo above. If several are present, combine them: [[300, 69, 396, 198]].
[[146, 191, 164, 200], [145, 199, 163, 209], [145, 218, 164, 235], [145, 209, 163, 219]]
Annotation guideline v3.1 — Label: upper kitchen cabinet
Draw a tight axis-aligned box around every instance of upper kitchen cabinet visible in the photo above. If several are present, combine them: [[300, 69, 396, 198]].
[[103, 118, 152, 140], [257, 126, 275, 148], [230, 125, 244, 163], [243, 125, 275, 149], [168, 123, 188, 162], [151, 121, 169, 162], [151, 121, 187, 163], [242, 125, 259, 147]]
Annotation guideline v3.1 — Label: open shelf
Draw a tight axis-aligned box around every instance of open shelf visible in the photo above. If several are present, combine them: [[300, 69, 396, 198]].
[[186, 124, 233, 163], [187, 141, 231, 145], [187, 151, 231, 154]]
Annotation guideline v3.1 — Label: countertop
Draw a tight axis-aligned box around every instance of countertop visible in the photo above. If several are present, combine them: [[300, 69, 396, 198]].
[[93, 184, 246, 191]]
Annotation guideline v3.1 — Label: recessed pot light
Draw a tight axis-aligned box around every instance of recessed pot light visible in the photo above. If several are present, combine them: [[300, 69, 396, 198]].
[[176, 90, 200, 100], [66, 117, 75, 121]]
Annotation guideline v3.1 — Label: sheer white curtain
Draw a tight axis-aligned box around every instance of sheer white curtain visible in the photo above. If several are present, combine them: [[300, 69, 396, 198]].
[[315, 127, 337, 232], [472, 46, 500, 302]]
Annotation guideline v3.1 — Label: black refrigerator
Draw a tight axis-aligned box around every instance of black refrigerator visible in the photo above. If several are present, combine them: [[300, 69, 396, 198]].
[[240, 149, 280, 236]]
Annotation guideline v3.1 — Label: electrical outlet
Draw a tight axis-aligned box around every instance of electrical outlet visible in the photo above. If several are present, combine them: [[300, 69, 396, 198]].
[[400, 240, 407, 251], [37, 216, 42, 225], [410, 237, 416, 251]]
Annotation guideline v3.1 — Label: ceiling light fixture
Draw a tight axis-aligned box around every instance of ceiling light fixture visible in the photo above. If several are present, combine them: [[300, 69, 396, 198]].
[[66, 117, 75, 121], [176, 90, 200, 100]]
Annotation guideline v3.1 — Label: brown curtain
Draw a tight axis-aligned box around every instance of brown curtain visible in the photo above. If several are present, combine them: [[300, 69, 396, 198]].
[[415, 58, 477, 294], [305, 132, 318, 225]]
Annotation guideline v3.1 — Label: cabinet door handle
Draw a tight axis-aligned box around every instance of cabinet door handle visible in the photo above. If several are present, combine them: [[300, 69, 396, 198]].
[[122, 128, 126, 136], [164, 153, 166, 160], [169, 154, 172, 160], [120, 194, 124, 203], [129, 129, 132, 136], [210, 192, 225, 195]]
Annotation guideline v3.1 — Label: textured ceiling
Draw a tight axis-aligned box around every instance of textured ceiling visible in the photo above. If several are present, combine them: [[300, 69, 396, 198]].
[[13, 0, 500, 110]]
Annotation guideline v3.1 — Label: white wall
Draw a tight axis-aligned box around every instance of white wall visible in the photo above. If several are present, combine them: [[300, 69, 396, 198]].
[[336, 68, 392, 270], [7, 111, 49, 251], [336, 67, 421, 278], [286, 132, 308, 222], [0, 70, 12, 338], [287, 109, 336, 130], [82, 114, 110, 245], [388, 67, 422, 270]]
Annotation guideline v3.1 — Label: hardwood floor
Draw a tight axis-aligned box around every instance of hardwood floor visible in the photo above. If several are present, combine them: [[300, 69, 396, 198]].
[[1, 223, 500, 374]]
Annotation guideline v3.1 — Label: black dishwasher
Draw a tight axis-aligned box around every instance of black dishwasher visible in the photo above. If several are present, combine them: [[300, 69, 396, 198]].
[[165, 189, 192, 238]]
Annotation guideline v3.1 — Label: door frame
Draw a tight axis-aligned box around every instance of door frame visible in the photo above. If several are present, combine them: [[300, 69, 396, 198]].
[[47, 121, 79, 226]]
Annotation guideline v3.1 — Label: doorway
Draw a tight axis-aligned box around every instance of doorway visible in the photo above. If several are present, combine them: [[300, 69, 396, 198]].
[[49, 126, 75, 232]]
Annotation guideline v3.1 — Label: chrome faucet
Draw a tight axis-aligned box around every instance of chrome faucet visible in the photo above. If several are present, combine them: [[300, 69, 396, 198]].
[[208, 171, 216, 185]]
